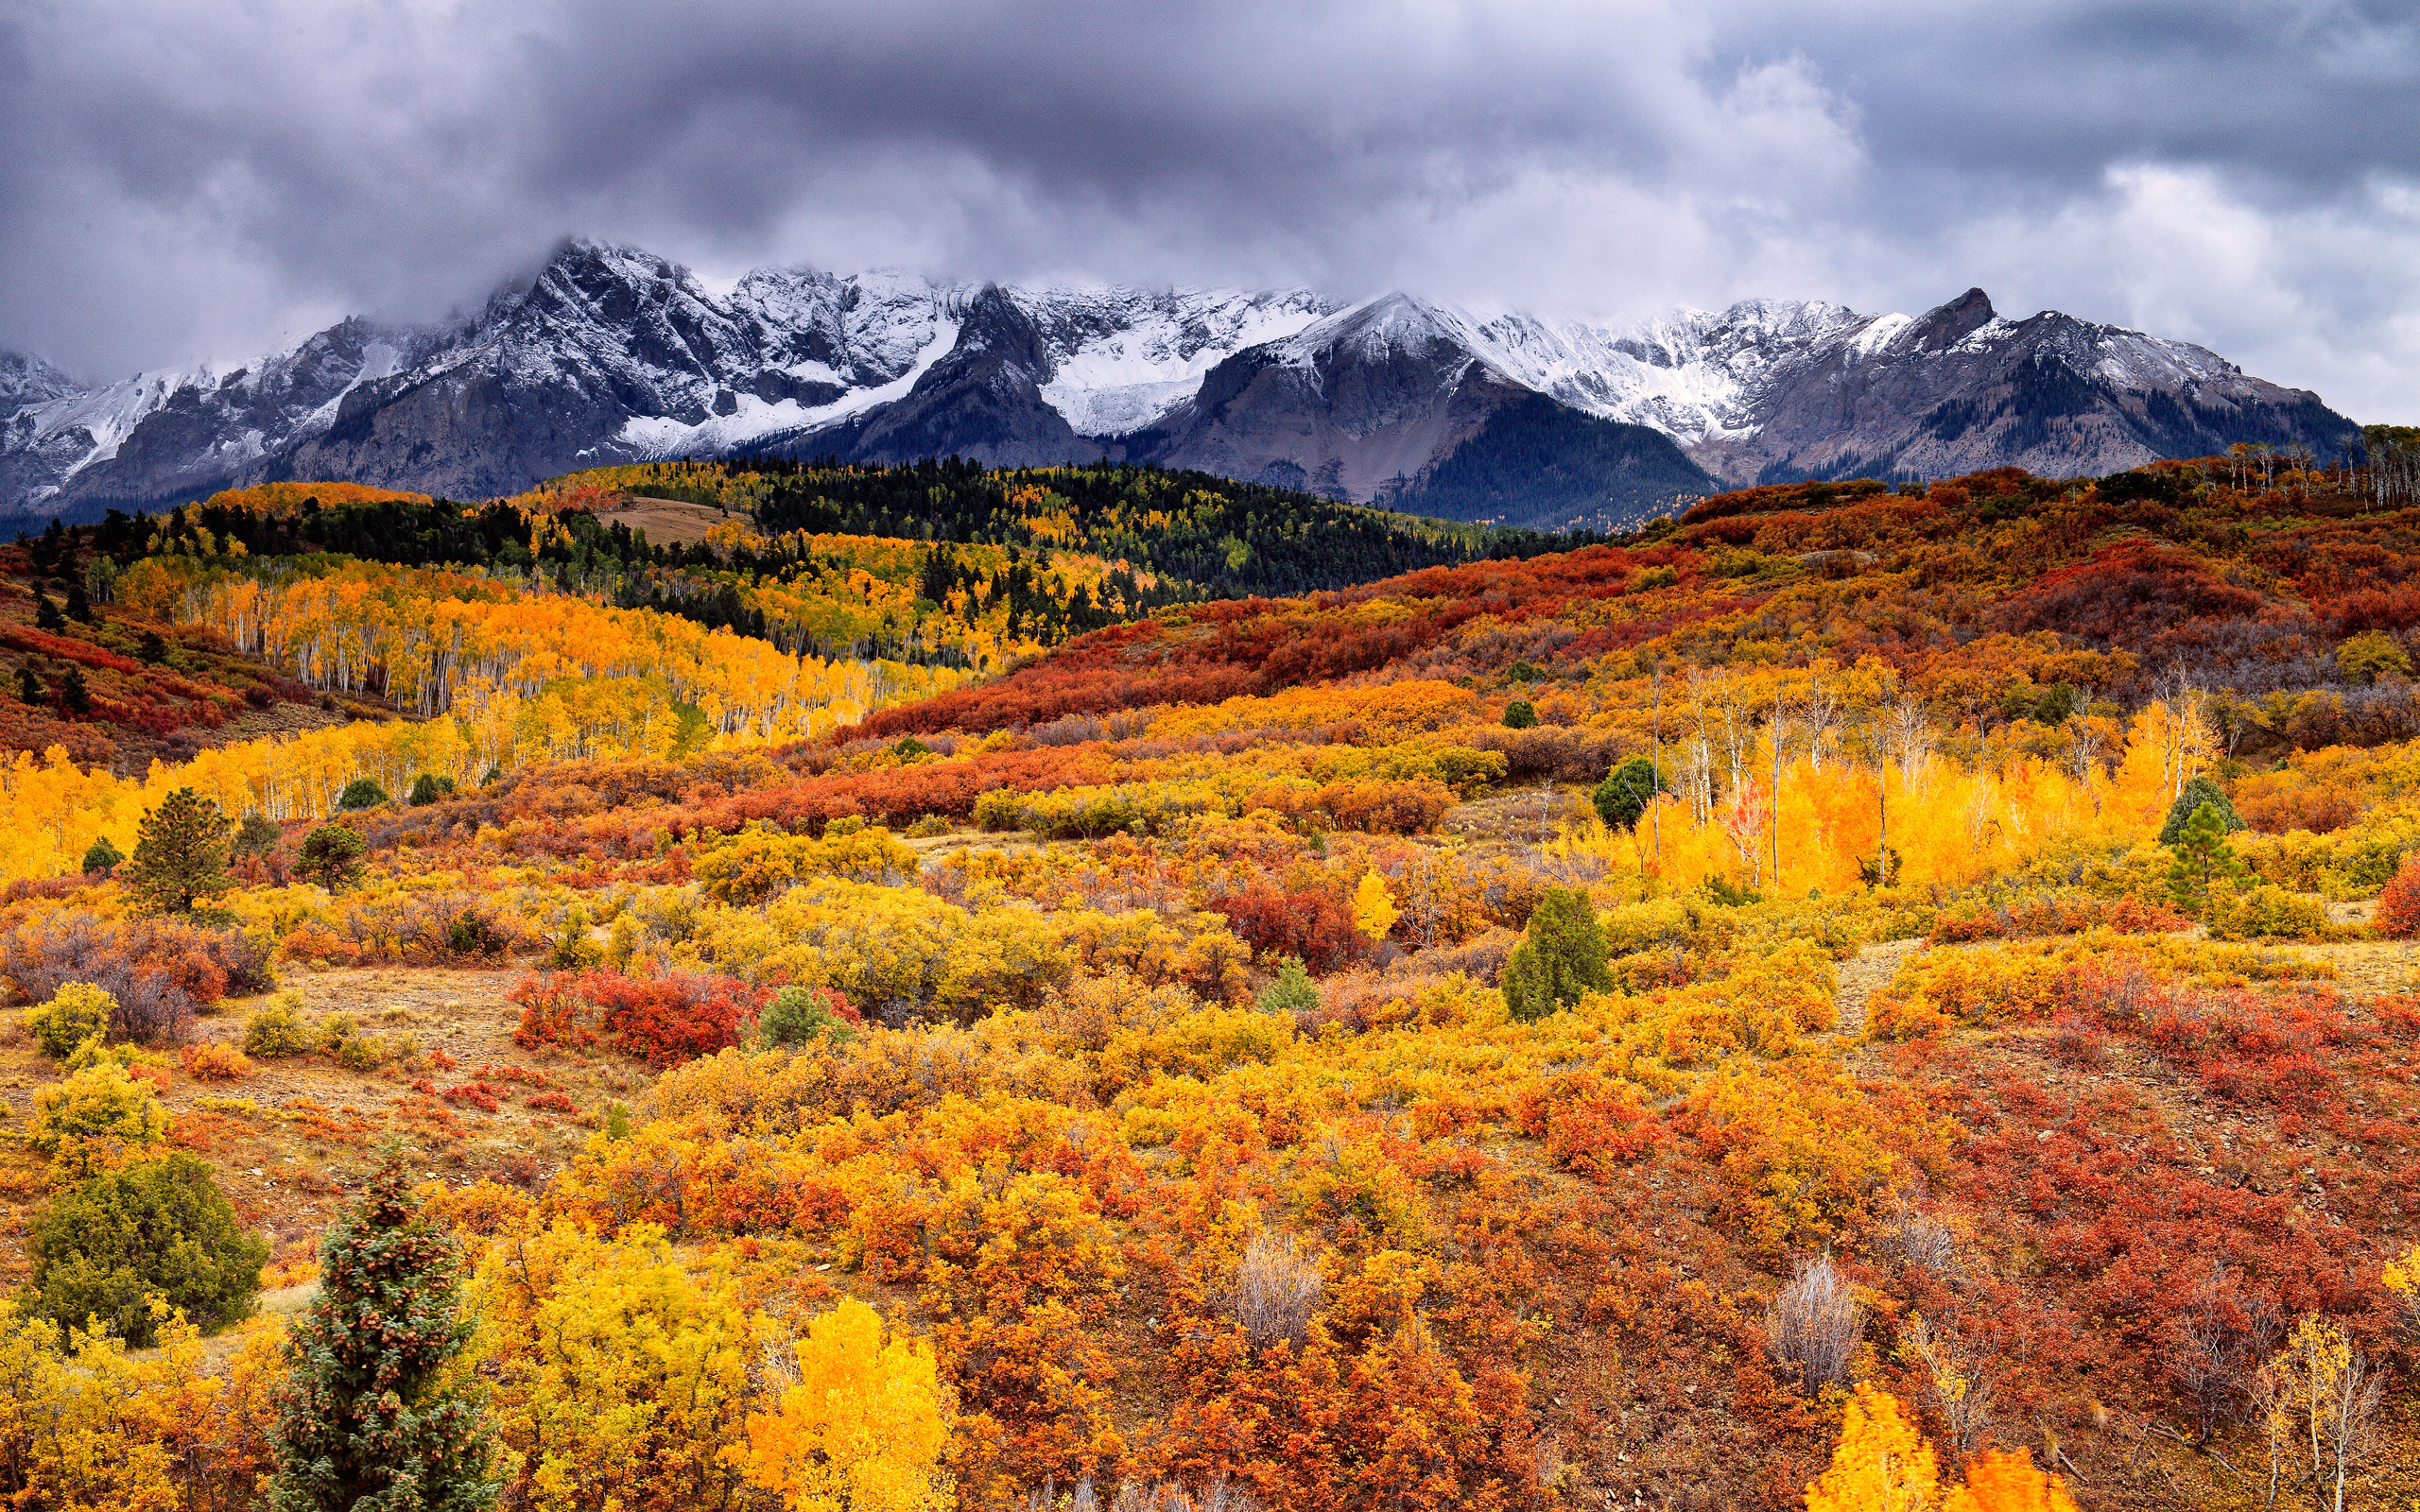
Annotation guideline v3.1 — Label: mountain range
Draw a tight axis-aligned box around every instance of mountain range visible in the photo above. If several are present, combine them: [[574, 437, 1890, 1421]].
[[0, 239, 2360, 530]]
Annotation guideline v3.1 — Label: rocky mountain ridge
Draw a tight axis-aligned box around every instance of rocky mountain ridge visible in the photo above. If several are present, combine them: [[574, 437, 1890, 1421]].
[[1, 239, 2359, 529]]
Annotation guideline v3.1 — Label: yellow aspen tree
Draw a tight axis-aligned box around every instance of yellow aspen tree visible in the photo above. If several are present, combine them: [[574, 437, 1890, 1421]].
[[1804, 1384, 1941, 1512], [735, 1298, 952, 1512], [1351, 870, 1400, 942]]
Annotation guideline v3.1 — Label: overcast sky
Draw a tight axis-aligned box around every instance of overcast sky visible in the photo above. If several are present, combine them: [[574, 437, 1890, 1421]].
[[3, 0, 2414, 418]]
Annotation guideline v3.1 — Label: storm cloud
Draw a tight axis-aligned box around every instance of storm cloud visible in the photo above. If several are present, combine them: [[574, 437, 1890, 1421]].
[[3, 0, 2415, 418]]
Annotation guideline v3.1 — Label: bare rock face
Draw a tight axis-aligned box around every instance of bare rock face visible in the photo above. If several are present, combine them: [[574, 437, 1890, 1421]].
[[0, 245, 2361, 527], [1687, 288, 2356, 487]]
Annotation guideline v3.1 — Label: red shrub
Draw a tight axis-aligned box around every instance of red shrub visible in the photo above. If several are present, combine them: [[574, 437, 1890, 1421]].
[[510, 966, 765, 1067], [526, 1091, 578, 1114], [1206, 886, 1364, 973], [440, 1081, 503, 1113], [2376, 855, 2420, 938]]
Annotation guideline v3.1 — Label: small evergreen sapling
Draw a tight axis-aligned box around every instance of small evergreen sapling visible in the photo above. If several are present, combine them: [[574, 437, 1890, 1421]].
[[337, 777, 389, 811], [1502, 698, 1539, 729], [269, 1154, 497, 1512], [58, 666, 90, 715], [79, 834, 123, 874], [758, 985, 858, 1049], [1502, 886, 1611, 1022], [2166, 801, 2248, 913], [1255, 957, 1320, 1017], [233, 812, 283, 861]]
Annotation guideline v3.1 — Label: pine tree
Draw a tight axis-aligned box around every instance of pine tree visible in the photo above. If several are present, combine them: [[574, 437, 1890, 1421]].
[[269, 1155, 496, 1512], [2166, 801, 2247, 913], [1501, 886, 1611, 1022], [35, 595, 65, 633], [122, 787, 233, 915], [79, 834, 123, 874], [63, 576, 94, 624], [295, 823, 368, 893], [15, 666, 42, 705], [137, 629, 169, 665], [59, 666, 90, 716]]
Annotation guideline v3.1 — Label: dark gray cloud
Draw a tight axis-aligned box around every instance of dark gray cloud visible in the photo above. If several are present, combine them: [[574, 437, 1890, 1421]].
[[3, 0, 2414, 416]]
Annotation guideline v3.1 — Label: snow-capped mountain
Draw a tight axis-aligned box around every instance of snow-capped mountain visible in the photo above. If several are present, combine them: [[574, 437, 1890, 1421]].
[[0, 238, 2360, 530]]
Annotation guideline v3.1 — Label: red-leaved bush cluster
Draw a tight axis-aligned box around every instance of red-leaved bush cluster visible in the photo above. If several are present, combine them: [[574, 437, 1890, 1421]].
[[1204, 885, 1366, 973], [510, 966, 767, 1067], [1928, 893, 2187, 945]]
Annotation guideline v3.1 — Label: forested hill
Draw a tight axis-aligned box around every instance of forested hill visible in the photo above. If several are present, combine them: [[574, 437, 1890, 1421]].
[[591, 456, 1596, 598]]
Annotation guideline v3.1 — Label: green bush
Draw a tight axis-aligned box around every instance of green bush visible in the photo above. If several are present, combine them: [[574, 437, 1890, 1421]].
[[1254, 957, 1320, 1017], [2206, 883, 2331, 942], [337, 778, 389, 811], [233, 813, 281, 858], [79, 835, 123, 874], [758, 985, 856, 1049], [26, 982, 116, 1058], [406, 773, 458, 807], [242, 997, 317, 1057], [295, 823, 367, 892], [1502, 699, 1539, 730], [27, 1152, 267, 1344], [1592, 755, 1665, 831], [1502, 886, 1611, 1022]]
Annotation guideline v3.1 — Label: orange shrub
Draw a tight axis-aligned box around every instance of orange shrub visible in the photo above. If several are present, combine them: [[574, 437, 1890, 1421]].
[[180, 1041, 254, 1081]]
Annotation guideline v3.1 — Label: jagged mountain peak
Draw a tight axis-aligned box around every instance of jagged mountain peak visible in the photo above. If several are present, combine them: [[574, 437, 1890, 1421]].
[[0, 242, 2361, 525], [1906, 287, 1998, 351], [0, 352, 85, 409]]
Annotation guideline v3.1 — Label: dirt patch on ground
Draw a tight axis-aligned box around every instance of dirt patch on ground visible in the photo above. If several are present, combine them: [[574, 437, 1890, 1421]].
[[598, 496, 738, 547], [0, 964, 663, 1284], [1443, 784, 1596, 844]]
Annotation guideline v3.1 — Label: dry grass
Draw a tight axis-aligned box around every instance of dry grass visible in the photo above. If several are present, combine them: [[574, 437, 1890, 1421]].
[[1229, 1230, 1321, 1351], [597, 497, 736, 547], [1766, 1252, 1862, 1396], [0, 964, 655, 1285]]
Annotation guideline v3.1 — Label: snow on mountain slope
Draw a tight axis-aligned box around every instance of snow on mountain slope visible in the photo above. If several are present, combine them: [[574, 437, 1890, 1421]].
[[0, 237, 2361, 519], [1028, 286, 1330, 435]]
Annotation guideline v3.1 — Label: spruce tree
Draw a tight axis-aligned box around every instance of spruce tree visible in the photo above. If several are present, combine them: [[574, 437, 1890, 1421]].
[[269, 1155, 496, 1512], [122, 786, 233, 914], [63, 576, 94, 624], [15, 667, 41, 705], [35, 595, 65, 633], [2157, 775, 2245, 845], [59, 666, 90, 715], [1502, 886, 1612, 1022]]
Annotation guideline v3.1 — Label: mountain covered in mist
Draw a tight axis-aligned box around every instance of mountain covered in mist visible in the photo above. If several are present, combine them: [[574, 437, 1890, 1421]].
[[0, 240, 2359, 529]]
